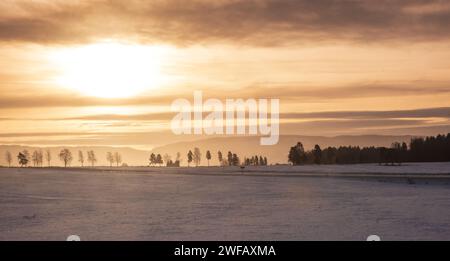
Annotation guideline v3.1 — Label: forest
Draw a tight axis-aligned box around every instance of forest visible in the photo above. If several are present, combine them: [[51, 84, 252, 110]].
[[288, 133, 450, 165]]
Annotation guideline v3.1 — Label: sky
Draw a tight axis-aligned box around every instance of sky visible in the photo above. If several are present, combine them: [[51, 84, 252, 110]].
[[1, 0, 450, 149]]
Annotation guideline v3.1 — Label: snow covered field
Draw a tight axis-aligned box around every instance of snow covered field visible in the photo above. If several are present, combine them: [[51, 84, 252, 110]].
[[1, 163, 450, 241]]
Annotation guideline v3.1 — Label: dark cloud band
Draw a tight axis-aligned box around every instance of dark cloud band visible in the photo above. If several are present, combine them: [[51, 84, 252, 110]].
[[1, 0, 450, 45]]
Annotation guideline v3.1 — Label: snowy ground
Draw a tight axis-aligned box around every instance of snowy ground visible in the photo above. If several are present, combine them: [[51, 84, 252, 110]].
[[0, 163, 450, 241]]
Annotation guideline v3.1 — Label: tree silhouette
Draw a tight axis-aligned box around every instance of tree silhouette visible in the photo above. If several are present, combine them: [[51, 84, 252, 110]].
[[5, 151, 12, 167], [206, 150, 211, 166], [78, 151, 85, 167], [249, 156, 254, 165], [59, 149, 73, 168], [166, 153, 181, 167], [287, 133, 450, 165], [243, 155, 268, 166], [313, 145, 322, 164], [400, 142, 408, 164], [87, 150, 97, 167], [232, 153, 240, 166], [156, 154, 163, 166], [187, 150, 193, 167], [113, 152, 122, 167], [149, 153, 156, 166], [218, 151, 223, 166], [106, 152, 114, 167], [408, 135, 450, 162], [176, 152, 182, 165], [45, 149, 52, 167], [390, 142, 403, 165], [38, 151, 43, 166], [31, 150, 43, 167], [288, 142, 306, 165], [163, 154, 171, 165], [227, 151, 233, 166], [17, 152, 29, 167], [193, 148, 201, 167], [22, 150, 30, 166]]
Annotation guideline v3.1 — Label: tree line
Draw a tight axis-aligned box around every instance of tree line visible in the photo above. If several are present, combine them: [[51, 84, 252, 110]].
[[4, 147, 268, 168], [151, 148, 268, 167], [288, 133, 450, 165], [5, 149, 121, 168], [9, 133, 447, 168]]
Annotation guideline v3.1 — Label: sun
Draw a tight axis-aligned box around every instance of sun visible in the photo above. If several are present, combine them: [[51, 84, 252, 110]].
[[51, 42, 171, 98]]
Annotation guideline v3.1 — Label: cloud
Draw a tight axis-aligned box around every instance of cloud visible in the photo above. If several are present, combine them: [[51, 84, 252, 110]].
[[283, 107, 450, 120], [1, 0, 450, 45], [0, 130, 208, 147], [61, 113, 174, 121], [23, 107, 447, 122], [1, 81, 449, 108], [0, 93, 178, 108], [237, 82, 450, 101], [402, 1, 450, 15], [282, 118, 432, 132]]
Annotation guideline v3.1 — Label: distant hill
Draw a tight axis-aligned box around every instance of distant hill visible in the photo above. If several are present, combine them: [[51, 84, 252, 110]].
[[150, 135, 415, 165], [0, 145, 150, 167]]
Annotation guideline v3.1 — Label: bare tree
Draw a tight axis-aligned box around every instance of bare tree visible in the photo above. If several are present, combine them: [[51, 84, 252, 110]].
[[45, 149, 52, 167], [193, 147, 201, 167], [218, 151, 223, 166], [113, 152, 122, 167], [59, 149, 73, 168], [106, 152, 114, 167], [187, 150, 193, 167], [5, 151, 12, 167], [32, 150, 39, 167], [78, 151, 85, 167], [232, 153, 240, 166], [206, 150, 211, 166], [163, 154, 171, 165], [23, 150, 30, 166], [171, 152, 182, 167], [32, 150, 43, 167], [87, 150, 97, 167], [38, 150, 43, 167]]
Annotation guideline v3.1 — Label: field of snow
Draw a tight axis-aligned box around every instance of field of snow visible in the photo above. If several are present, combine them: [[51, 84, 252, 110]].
[[1, 163, 450, 241]]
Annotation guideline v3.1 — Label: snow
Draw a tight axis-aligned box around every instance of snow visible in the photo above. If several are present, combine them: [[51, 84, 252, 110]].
[[263, 162, 450, 174], [0, 163, 450, 241]]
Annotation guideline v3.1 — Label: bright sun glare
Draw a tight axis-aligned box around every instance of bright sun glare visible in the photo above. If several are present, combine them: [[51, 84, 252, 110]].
[[51, 42, 170, 98]]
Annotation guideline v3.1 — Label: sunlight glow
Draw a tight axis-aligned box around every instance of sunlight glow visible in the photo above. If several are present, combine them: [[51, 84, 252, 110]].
[[51, 42, 171, 98]]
